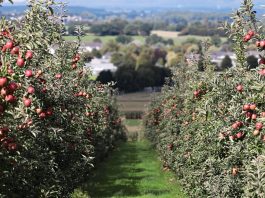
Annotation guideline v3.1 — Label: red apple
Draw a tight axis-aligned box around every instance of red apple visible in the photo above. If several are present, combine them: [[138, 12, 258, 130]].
[[246, 112, 252, 119], [26, 119, 33, 126], [7, 143, 17, 151], [259, 58, 265, 65], [243, 104, 250, 111], [259, 69, 265, 76], [1, 127, 9, 133], [0, 127, 8, 136], [72, 63, 77, 69], [8, 82, 18, 92], [232, 167, 239, 176], [25, 50, 33, 60], [73, 54, 81, 62], [75, 54, 80, 60], [1, 45, 7, 53], [194, 90, 200, 98], [5, 41, 13, 49], [256, 122, 263, 130], [5, 94, 16, 103], [39, 112, 46, 119], [78, 91, 83, 97], [236, 121, 243, 127], [10, 46, 19, 55], [36, 108, 42, 114], [41, 87, 47, 93], [260, 40, 265, 48], [252, 114, 257, 120], [260, 112, 265, 117], [232, 122, 239, 129], [168, 143, 173, 150], [236, 84, 243, 92], [16, 57, 25, 67], [27, 86, 35, 94], [55, 73, 62, 79], [256, 41, 261, 47], [25, 70, 33, 78], [236, 132, 243, 139], [36, 70, 43, 76], [7, 68, 14, 75], [250, 104, 256, 110], [23, 98, 32, 107], [248, 30, 255, 37], [1, 88, 7, 96], [230, 135, 236, 140], [0, 77, 8, 87], [243, 34, 251, 42]]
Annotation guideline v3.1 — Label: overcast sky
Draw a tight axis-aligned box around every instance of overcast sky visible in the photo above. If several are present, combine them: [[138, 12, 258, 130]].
[[8, 0, 265, 8]]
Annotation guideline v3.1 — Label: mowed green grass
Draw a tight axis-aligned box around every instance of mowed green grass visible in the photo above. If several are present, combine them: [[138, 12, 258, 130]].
[[124, 119, 143, 127], [72, 141, 188, 198]]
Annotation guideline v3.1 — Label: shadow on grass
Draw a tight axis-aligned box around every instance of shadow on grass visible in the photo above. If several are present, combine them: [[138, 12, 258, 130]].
[[82, 142, 171, 197]]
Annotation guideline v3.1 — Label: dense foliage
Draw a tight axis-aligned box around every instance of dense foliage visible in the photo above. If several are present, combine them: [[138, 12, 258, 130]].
[[180, 21, 226, 37], [90, 19, 152, 36], [0, 1, 125, 197], [96, 44, 172, 92], [145, 0, 265, 197]]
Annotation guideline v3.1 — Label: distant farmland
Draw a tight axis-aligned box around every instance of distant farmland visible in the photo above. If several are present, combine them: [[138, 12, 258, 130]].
[[151, 30, 227, 45], [151, 30, 180, 38], [117, 92, 159, 113], [64, 34, 145, 44], [64, 31, 227, 46]]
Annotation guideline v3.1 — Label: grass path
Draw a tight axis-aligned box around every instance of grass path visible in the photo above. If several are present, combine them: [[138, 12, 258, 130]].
[[73, 141, 188, 198]]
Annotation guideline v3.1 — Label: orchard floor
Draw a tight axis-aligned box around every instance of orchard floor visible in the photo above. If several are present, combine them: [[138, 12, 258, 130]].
[[72, 140, 188, 198]]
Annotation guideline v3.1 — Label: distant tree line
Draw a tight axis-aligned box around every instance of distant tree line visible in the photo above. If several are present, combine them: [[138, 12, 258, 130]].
[[89, 19, 153, 36], [180, 21, 226, 37], [97, 67, 171, 92], [67, 18, 226, 37], [145, 34, 174, 46], [96, 44, 172, 92]]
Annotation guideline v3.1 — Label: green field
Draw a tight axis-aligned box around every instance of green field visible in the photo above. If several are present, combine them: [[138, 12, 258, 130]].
[[173, 35, 227, 46], [64, 34, 146, 44], [151, 30, 227, 45], [64, 32, 226, 46], [124, 119, 143, 127], [72, 141, 188, 198]]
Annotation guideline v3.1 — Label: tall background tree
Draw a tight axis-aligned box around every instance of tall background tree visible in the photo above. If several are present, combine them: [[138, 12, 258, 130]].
[[221, 55, 233, 70]]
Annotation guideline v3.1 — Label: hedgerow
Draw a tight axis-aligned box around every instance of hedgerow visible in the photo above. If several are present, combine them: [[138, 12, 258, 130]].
[[145, 0, 265, 197], [0, 1, 125, 197]]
